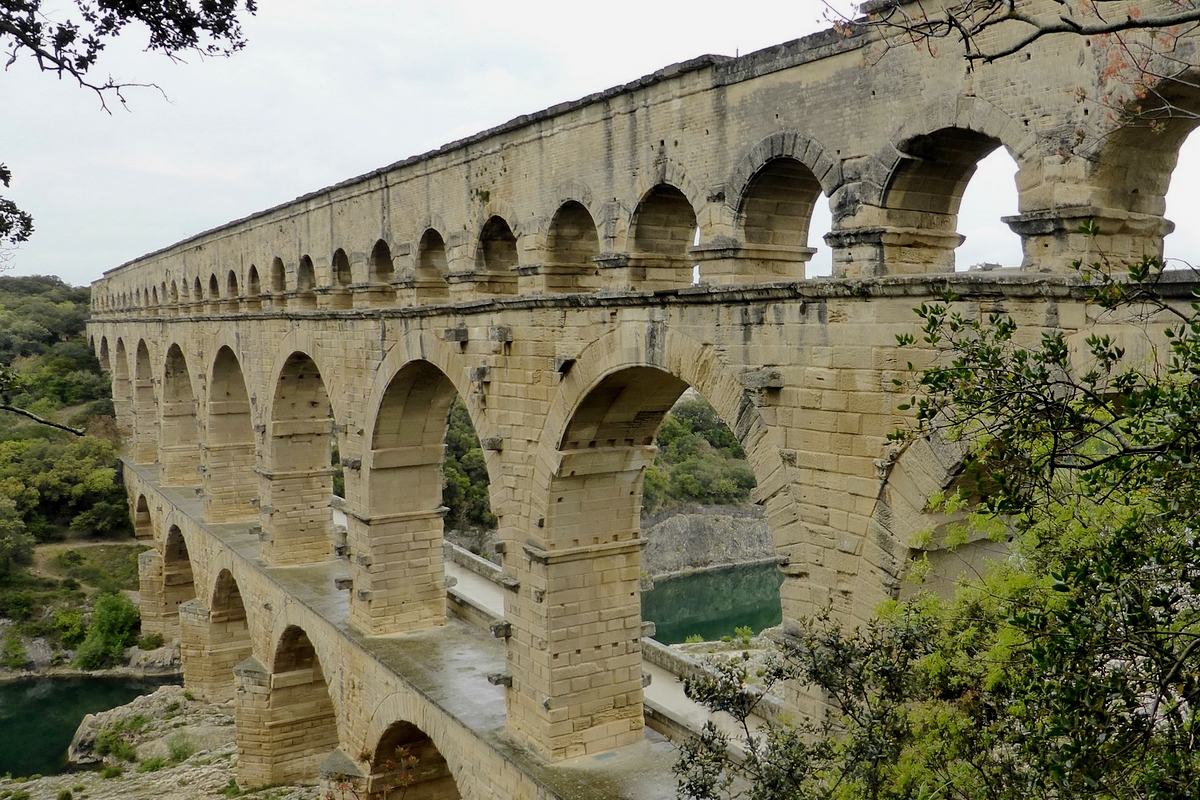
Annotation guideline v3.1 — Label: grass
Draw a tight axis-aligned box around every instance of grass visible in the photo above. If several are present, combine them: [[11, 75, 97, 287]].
[[47, 544, 148, 593]]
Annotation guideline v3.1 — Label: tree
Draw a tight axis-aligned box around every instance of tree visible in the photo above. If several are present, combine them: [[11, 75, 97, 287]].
[[675, 246, 1200, 799], [0, 0, 257, 263]]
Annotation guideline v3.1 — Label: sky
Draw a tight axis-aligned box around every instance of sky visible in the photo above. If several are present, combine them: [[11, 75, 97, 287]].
[[2, 0, 1199, 288]]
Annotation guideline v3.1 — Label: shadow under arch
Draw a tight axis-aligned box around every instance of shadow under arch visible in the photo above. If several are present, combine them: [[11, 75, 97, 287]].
[[161, 343, 201, 487], [624, 182, 698, 290], [543, 200, 602, 292], [205, 346, 258, 523], [261, 350, 336, 566], [132, 340, 157, 464], [140, 524, 195, 640], [181, 567, 253, 703], [132, 493, 153, 541]]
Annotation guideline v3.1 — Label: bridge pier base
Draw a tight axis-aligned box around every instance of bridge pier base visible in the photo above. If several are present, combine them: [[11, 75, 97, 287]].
[[180, 598, 252, 703], [509, 538, 646, 760], [137, 549, 171, 638], [347, 508, 448, 635], [257, 467, 335, 566]]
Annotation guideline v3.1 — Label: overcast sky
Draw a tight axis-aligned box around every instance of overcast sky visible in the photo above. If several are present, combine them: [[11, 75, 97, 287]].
[[3, 0, 1198, 288]]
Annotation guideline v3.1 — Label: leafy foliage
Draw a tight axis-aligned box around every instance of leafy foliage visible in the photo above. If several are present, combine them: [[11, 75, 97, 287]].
[[676, 251, 1200, 800], [643, 395, 756, 514], [73, 592, 140, 670], [442, 397, 497, 532]]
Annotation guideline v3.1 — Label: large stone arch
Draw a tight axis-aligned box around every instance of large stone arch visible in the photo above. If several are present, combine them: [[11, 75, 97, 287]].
[[160, 343, 201, 487], [260, 347, 337, 566], [112, 338, 133, 432], [139, 523, 196, 640], [358, 695, 467, 800], [132, 339, 158, 464], [204, 345, 258, 523]]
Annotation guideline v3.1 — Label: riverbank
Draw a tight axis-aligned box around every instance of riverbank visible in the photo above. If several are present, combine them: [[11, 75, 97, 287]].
[[0, 685, 319, 800], [0, 641, 181, 683]]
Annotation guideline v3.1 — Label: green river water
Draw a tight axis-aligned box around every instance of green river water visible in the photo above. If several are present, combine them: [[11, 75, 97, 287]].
[[641, 562, 784, 645], [0, 676, 177, 777]]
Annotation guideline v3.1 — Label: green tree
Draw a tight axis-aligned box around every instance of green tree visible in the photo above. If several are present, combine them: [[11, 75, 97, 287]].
[[73, 592, 140, 670], [676, 251, 1200, 800], [442, 397, 497, 531]]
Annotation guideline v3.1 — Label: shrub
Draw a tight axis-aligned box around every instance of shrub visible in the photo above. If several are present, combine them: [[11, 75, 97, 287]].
[[166, 732, 194, 764], [1, 629, 26, 670], [100, 765, 123, 779], [56, 790, 72, 800], [136, 756, 166, 773], [53, 607, 85, 648], [137, 632, 164, 650], [94, 727, 136, 762], [73, 592, 139, 670]]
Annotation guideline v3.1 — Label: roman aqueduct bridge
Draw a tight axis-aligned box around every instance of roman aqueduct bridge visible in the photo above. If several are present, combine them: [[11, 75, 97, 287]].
[[89, 2, 1200, 796]]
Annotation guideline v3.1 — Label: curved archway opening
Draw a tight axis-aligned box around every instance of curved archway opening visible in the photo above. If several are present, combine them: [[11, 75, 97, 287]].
[[369, 239, 397, 305], [226, 270, 239, 303], [192, 277, 204, 307], [207, 274, 221, 312], [98, 337, 110, 373], [476, 216, 519, 295], [1163, 129, 1200, 268], [153, 525, 195, 640], [262, 352, 335, 565], [168, 280, 179, 309], [330, 249, 353, 309], [955, 148, 1023, 271], [367, 720, 461, 799], [161, 344, 201, 487], [545, 201, 601, 292], [182, 569, 253, 703], [737, 157, 826, 280], [629, 184, 697, 289], [112, 339, 132, 431], [296, 256, 317, 309], [519, 366, 773, 758], [204, 347, 258, 523], [132, 494, 152, 540], [882, 127, 1020, 273], [246, 265, 262, 310], [133, 341, 157, 464], [271, 257, 287, 292], [247, 625, 339, 783], [351, 361, 495, 635], [414, 229, 451, 304]]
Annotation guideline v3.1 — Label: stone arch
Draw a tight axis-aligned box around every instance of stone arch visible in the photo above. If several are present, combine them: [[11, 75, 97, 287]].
[[474, 216, 519, 295], [209, 273, 221, 302], [204, 346, 258, 523], [168, 280, 179, 306], [98, 336, 110, 373], [181, 568, 254, 704], [271, 257, 287, 293], [226, 269, 239, 299], [147, 524, 195, 640], [261, 350, 335, 565], [414, 228, 451, 304], [727, 131, 842, 209], [133, 340, 158, 464], [624, 182, 699, 289], [132, 494, 153, 540], [193, 276, 204, 304], [544, 201, 602, 292], [348, 359, 465, 635], [246, 265, 262, 310], [328, 249, 353, 310], [239, 624, 340, 785], [160, 344, 201, 487], [113, 338, 132, 430], [734, 155, 827, 281], [296, 255, 317, 309], [369, 239, 393, 284], [366, 719, 463, 799], [151, 286, 159, 306]]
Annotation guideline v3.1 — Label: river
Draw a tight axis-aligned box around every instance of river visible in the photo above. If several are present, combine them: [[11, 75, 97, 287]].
[[640, 562, 784, 645], [0, 675, 178, 777]]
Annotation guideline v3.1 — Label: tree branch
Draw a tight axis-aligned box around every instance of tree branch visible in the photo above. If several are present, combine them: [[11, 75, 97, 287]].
[[0, 402, 84, 435]]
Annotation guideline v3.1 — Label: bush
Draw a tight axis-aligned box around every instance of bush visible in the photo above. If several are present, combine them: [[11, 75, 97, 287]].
[[136, 756, 166, 773], [56, 790, 72, 800], [93, 728, 136, 762], [1, 629, 26, 670], [52, 607, 85, 649], [137, 632, 164, 650], [100, 765, 123, 779], [167, 732, 194, 764], [73, 592, 139, 670]]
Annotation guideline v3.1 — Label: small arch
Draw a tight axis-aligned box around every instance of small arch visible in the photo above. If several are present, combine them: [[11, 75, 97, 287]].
[[332, 248, 352, 287], [163, 525, 196, 624], [168, 281, 179, 305], [98, 337, 111, 373], [133, 495, 153, 540], [369, 721, 462, 799], [545, 201, 602, 292], [415, 229, 451, 304], [209, 273, 221, 300], [475, 216, 519, 295], [370, 240, 394, 284], [227, 269, 239, 299], [263, 625, 339, 782], [151, 286, 159, 306], [271, 258, 287, 293], [296, 256, 317, 309], [738, 157, 825, 270], [246, 265, 262, 309], [631, 184, 697, 257]]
